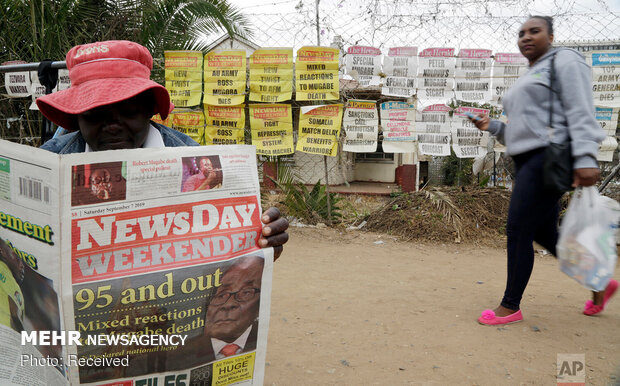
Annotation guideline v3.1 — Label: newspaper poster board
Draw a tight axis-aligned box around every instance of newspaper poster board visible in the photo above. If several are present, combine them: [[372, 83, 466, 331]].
[[455, 49, 492, 102], [418, 48, 455, 103], [417, 104, 452, 156], [382, 47, 418, 97], [491, 53, 528, 106], [164, 51, 203, 108], [296, 104, 343, 156], [171, 110, 206, 145], [249, 104, 294, 156], [379, 101, 416, 153], [4, 64, 31, 97], [249, 48, 294, 103], [204, 50, 247, 106], [589, 51, 620, 107], [204, 105, 246, 145], [342, 100, 378, 153], [0, 140, 273, 386], [451, 106, 489, 158], [295, 47, 339, 101], [345, 46, 382, 87]]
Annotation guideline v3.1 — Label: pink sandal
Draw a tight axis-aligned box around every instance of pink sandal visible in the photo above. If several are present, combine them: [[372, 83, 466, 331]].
[[583, 279, 618, 316], [478, 309, 523, 325]]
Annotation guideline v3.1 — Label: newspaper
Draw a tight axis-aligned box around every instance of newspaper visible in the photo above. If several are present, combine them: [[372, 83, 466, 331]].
[[0, 140, 272, 386]]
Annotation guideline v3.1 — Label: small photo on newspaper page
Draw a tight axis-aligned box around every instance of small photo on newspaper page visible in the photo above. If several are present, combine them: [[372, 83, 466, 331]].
[[181, 155, 224, 192], [71, 162, 127, 207]]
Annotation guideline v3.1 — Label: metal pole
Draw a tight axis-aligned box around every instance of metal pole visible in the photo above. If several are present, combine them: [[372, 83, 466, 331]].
[[315, 0, 332, 224]]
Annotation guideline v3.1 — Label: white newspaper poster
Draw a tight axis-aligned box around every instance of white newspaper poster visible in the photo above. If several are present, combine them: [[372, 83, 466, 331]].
[[380, 101, 416, 153], [598, 136, 618, 162], [4, 66, 31, 97], [418, 103, 451, 133], [57, 69, 71, 91], [451, 106, 490, 158], [418, 48, 455, 103], [417, 104, 451, 156], [343, 100, 378, 153], [491, 53, 528, 105], [345, 46, 382, 87], [595, 106, 619, 136], [382, 47, 418, 97], [589, 51, 620, 107], [455, 49, 492, 102]]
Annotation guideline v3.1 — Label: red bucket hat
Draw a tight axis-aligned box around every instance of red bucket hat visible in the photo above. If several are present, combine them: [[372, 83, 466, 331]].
[[37, 40, 173, 131]]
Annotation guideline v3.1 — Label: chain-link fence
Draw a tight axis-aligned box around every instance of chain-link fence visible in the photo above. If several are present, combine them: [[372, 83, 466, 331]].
[[1, 1, 618, 200]]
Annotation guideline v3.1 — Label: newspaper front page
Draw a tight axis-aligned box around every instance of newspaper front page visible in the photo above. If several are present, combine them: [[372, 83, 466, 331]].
[[0, 140, 272, 386]]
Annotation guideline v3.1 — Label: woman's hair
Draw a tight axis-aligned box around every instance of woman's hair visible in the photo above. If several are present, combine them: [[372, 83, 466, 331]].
[[529, 15, 554, 35]]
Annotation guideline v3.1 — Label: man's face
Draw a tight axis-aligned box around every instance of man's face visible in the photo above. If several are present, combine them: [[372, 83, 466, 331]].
[[89, 169, 112, 199], [77, 93, 154, 151], [205, 257, 263, 343], [199, 158, 214, 176]]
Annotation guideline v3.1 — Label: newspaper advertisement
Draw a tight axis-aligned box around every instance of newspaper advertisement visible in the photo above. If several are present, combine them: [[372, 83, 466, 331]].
[[588, 50, 620, 108], [451, 106, 490, 158], [455, 49, 492, 103], [418, 48, 456, 103], [417, 104, 452, 156], [0, 140, 273, 386], [379, 101, 417, 153], [249, 104, 294, 156], [295, 47, 340, 101], [204, 50, 247, 106], [382, 47, 418, 98], [204, 105, 246, 145], [164, 51, 203, 108], [171, 110, 206, 145], [342, 100, 378, 153], [344, 46, 382, 87], [491, 53, 528, 106], [296, 104, 343, 156], [249, 48, 294, 103]]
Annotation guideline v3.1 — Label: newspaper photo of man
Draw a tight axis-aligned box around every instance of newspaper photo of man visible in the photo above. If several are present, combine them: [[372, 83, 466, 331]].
[[181, 155, 223, 192], [166, 254, 264, 370], [71, 161, 127, 206]]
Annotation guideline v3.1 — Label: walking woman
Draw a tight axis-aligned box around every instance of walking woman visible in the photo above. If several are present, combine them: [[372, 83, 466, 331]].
[[470, 16, 617, 325]]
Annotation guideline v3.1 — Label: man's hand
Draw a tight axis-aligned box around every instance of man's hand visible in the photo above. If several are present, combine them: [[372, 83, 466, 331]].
[[572, 168, 600, 187], [258, 207, 289, 261]]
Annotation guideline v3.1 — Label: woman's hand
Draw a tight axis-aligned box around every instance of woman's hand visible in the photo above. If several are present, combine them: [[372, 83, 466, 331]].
[[258, 207, 289, 261], [572, 168, 600, 187], [468, 114, 490, 132]]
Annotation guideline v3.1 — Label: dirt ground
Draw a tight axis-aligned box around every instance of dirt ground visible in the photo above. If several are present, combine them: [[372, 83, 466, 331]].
[[264, 227, 620, 385]]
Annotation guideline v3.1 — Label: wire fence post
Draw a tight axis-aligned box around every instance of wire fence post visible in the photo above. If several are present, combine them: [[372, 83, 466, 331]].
[[315, 0, 332, 225]]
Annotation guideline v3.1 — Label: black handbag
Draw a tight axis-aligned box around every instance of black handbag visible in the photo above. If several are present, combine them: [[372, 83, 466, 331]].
[[542, 52, 574, 196]]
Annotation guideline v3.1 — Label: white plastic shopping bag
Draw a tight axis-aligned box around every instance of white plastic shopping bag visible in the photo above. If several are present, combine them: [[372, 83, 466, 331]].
[[557, 186, 620, 291]]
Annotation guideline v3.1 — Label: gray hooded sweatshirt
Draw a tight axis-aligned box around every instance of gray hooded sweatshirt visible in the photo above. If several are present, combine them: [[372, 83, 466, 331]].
[[488, 47, 605, 169]]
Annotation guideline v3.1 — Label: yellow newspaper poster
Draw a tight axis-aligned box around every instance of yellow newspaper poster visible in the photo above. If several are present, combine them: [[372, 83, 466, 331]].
[[295, 47, 339, 101], [204, 104, 246, 145], [212, 353, 256, 386], [204, 50, 247, 106], [164, 51, 203, 108], [171, 110, 205, 144], [249, 104, 294, 156], [296, 104, 343, 156], [205, 104, 245, 128], [249, 48, 293, 102], [205, 126, 245, 145]]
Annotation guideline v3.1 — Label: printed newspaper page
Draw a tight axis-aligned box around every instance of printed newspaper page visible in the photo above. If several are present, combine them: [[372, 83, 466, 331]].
[[0, 140, 68, 386], [60, 145, 272, 385], [0, 141, 272, 385]]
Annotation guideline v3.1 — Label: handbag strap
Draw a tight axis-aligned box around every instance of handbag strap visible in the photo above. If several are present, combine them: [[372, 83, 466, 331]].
[[548, 50, 571, 142]]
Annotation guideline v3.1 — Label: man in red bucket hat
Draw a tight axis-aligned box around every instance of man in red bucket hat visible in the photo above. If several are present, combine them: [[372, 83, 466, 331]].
[[37, 40, 288, 258]]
